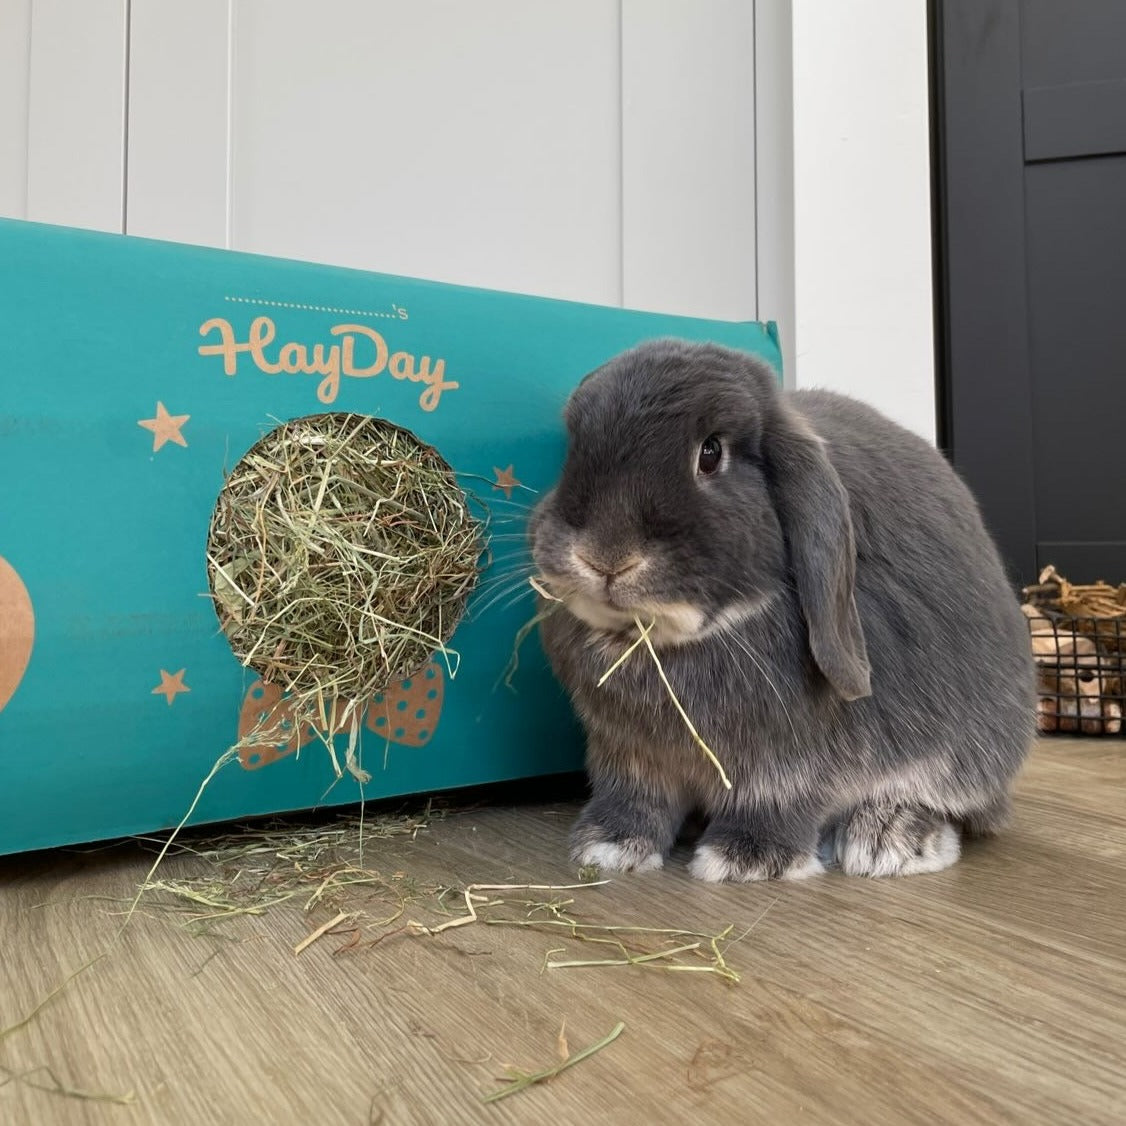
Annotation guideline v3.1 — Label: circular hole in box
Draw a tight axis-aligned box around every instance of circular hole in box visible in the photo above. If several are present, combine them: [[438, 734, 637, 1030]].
[[206, 412, 481, 699]]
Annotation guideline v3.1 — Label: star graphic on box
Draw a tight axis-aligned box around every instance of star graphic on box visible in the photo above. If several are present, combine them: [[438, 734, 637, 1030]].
[[152, 668, 190, 705], [492, 464, 521, 499], [138, 402, 190, 452]]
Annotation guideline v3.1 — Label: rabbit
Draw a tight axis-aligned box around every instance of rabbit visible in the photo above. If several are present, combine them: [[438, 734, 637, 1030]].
[[528, 338, 1036, 881]]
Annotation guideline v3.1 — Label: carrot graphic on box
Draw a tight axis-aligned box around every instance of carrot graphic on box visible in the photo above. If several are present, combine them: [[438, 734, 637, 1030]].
[[0, 556, 34, 713]]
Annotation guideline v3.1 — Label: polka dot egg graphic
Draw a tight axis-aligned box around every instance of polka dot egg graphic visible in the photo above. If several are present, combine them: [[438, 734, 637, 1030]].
[[235, 659, 446, 770], [364, 660, 445, 747]]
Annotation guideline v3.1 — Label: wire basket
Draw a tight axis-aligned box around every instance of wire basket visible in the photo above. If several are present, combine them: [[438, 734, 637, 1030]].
[[1023, 566, 1126, 738]]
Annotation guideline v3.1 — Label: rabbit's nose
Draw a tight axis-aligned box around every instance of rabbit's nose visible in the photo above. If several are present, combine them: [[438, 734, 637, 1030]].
[[575, 551, 643, 580]]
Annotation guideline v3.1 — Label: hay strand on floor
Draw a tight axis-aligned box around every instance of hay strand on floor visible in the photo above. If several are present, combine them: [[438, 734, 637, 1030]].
[[482, 1021, 625, 1104], [0, 1063, 134, 1106], [0, 955, 108, 1044], [294, 911, 354, 956]]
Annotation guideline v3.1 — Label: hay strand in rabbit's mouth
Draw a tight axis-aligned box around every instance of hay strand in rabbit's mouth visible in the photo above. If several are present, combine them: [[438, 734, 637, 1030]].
[[524, 578, 733, 789]]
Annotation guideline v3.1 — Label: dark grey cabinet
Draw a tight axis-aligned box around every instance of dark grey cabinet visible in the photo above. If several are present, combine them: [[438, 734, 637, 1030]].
[[933, 0, 1126, 587]]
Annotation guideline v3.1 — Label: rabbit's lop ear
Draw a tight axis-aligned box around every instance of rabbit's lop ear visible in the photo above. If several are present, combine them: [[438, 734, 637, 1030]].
[[766, 407, 872, 701]]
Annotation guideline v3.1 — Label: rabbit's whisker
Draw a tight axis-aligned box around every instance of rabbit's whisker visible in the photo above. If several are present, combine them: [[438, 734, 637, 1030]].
[[720, 627, 799, 745], [471, 577, 538, 618]]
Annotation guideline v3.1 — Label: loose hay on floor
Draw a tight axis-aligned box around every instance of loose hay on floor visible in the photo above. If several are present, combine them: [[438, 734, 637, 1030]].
[[139, 805, 444, 939], [135, 806, 746, 982]]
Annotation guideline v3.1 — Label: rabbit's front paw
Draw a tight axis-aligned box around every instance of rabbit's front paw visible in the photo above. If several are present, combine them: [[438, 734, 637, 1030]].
[[689, 836, 823, 883], [570, 829, 665, 872], [568, 790, 680, 873]]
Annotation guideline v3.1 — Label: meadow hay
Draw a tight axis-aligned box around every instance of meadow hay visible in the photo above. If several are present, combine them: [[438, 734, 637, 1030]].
[[140, 809, 747, 982], [205, 412, 483, 774]]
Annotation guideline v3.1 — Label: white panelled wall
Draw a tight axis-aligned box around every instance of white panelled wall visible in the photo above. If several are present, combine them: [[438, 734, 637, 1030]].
[[789, 1, 936, 442], [0, 0, 935, 442]]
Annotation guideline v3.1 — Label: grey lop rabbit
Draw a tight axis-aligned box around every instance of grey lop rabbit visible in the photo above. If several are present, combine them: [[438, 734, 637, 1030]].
[[529, 339, 1035, 881]]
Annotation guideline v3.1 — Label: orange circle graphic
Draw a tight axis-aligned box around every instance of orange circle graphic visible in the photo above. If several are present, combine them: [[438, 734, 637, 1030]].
[[0, 556, 34, 713]]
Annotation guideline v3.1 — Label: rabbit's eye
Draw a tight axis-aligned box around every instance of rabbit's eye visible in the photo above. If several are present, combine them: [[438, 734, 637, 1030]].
[[697, 435, 723, 475]]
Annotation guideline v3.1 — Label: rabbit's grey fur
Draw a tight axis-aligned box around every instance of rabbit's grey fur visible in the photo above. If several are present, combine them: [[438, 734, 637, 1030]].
[[529, 339, 1035, 881]]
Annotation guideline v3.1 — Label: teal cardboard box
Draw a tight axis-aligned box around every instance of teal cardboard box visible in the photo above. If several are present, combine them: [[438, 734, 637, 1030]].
[[0, 219, 782, 856]]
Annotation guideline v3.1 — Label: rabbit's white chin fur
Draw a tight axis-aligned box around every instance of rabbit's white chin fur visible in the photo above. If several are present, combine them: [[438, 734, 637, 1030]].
[[566, 592, 705, 645], [565, 592, 771, 649]]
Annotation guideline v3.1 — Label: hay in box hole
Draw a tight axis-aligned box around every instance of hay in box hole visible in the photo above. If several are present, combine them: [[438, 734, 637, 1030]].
[[206, 412, 482, 769]]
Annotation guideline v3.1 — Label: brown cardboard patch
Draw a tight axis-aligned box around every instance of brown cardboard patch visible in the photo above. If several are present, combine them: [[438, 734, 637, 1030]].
[[0, 556, 34, 713]]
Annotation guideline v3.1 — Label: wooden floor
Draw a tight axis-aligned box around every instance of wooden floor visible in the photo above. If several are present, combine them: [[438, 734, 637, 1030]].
[[2, 738, 1125, 1125]]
